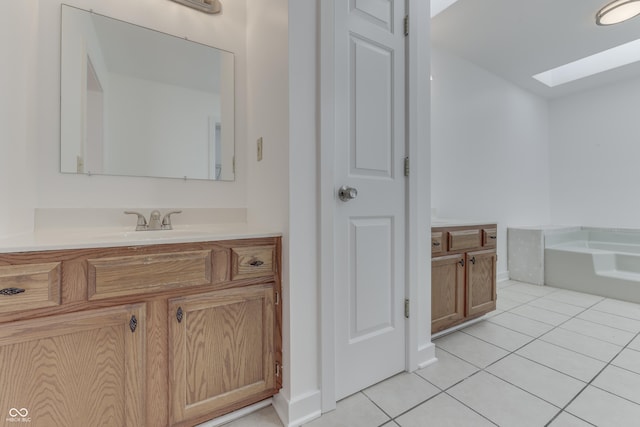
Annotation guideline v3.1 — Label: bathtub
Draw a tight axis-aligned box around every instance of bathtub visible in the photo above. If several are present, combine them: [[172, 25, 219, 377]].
[[545, 228, 640, 303]]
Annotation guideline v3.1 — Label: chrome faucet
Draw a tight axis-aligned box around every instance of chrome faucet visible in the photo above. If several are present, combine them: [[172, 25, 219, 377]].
[[124, 210, 182, 231]]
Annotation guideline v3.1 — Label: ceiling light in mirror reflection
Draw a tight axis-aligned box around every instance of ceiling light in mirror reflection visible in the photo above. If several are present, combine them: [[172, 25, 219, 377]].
[[596, 0, 640, 25]]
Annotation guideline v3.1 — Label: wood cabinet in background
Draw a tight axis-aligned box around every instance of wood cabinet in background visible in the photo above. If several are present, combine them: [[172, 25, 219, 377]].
[[0, 237, 282, 427], [431, 225, 497, 334]]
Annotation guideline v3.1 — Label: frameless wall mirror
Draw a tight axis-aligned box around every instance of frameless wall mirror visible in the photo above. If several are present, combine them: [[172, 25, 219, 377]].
[[60, 5, 235, 181]]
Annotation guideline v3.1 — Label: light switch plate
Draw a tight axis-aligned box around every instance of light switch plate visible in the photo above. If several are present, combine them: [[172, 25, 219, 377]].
[[257, 137, 263, 161]]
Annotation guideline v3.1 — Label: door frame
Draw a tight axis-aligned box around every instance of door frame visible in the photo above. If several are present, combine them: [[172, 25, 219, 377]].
[[319, 0, 434, 412]]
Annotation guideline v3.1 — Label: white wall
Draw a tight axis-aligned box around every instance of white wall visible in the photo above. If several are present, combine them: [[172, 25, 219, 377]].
[[549, 75, 640, 228], [431, 48, 551, 275], [106, 73, 218, 179], [246, 0, 323, 424], [0, 1, 38, 236], [34, 0, 248, 210]]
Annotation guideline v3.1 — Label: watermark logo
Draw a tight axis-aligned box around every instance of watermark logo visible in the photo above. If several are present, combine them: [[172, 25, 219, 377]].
[[6, 408, 30, 423]]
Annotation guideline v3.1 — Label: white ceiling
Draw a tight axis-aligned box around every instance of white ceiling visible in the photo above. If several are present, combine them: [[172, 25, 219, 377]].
[[431, 0, 640, 98], [91, 12, 226, 94]]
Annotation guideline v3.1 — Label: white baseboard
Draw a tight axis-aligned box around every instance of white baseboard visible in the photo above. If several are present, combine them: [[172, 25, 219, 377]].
[[273, 390, 322, 427], [416, 341, 437, 369], [497, 270, 509, 282]]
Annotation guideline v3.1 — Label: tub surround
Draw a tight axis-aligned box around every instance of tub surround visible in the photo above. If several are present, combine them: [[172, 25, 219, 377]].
[[545, 227, 640, 303], [507, 225, 580, 286]]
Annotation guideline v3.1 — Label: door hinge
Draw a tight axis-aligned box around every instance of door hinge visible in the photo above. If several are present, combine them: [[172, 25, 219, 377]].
[[404, 299, 410, 318], [404, 157, 410, 177], [403, 15, 409, 37], [276, 363, 281, 377]]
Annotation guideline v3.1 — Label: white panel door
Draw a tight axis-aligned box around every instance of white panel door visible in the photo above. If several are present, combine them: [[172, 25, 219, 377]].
[[334, 0, 406, 399]]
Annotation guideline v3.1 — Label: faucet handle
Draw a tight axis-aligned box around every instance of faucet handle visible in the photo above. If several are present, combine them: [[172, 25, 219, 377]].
[[124, 211, 148, 231], [161, 210, 182, 230]]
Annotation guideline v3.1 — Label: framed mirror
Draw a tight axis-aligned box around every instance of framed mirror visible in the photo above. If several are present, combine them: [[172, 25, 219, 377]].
[[60, 5, 235, 181]]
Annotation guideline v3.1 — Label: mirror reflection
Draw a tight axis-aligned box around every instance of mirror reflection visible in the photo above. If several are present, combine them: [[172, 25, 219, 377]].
[[60, 5, 235, 181]]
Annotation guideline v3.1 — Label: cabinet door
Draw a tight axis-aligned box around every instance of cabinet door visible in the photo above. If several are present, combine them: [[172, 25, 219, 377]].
[[467, 250, 497, 317], [0, 304, 146, 427], [431, 254, 465, 334], [169, 284, 276, 425]]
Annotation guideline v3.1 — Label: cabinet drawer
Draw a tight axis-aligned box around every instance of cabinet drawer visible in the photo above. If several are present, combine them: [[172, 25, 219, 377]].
[[483, 228, 497, 248], [448, 230, 481, 251], [431, 232, 444, 255], [88, 250, 212, 300], [231, 245, 276, 280], [0, 263, 61, 313]]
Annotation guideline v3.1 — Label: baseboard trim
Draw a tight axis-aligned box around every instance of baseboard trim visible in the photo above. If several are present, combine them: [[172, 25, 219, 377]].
[[196, 398, 273, 427], [497, 270, 509, 282], [273, 389, 322, 427], [416, 341, 437, 369]]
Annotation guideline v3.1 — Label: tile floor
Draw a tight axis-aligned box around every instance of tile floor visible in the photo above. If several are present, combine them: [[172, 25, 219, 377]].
[[224, 280, 640, 426]]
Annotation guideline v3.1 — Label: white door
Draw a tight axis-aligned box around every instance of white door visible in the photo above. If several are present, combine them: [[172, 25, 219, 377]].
[[333, 0, 406, 400]]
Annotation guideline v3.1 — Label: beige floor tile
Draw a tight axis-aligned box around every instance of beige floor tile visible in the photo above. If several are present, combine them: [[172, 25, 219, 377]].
[[448, 371, 558, 427], [362, 373, 439, 418], [395, 393, 494, 427], [487, 311, 554, 337], [508, 283, 558, 297], [415, 348, 479, 390], [629, 335, 640, 351], [540, 328, 622, 362], [497, 288, 540, 303], [516, 340, 606, 382], [381, 422, 399, 427], [560, 318, 635, 346], [220, 406, 283, 427], [592, 365, 640, 405], [510, 304, 571, 326], [496, 296, 524, 311], [612, 348, 640, 375], [528, 298, 586, 316], [435, 331, 509, 368], [544, 289, 604, 308], [548, 411, 594, 427], [566, 386, 640, 427], [591, 299, 640, 321], [462, 321, 534, 351], [486, 354, 586, 407], [577, 309, 640, 333], [302, 393, 389, 427]]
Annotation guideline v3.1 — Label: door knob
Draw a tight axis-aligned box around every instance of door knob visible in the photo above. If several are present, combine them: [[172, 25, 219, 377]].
[[338, 185, 358, 202]]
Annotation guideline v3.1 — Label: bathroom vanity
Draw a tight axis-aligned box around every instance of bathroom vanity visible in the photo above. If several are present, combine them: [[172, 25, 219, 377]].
[[431, 222, 497, 334], [0, 231, 281, 427]]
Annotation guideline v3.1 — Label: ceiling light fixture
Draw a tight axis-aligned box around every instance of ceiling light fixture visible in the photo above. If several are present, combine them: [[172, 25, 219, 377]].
[[596, 0, 640, 25], [171, 0, 221, 14]]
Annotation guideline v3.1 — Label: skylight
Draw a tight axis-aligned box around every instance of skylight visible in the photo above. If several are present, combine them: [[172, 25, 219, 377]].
[[533, 38, 640, 87]]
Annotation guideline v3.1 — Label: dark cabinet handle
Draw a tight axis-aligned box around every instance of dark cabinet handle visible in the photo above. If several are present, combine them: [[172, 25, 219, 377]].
[[490, 236, 497, 240], [432, 242, 441, 247], [129, 315, 138, 333], [249, 260, 264, 267], [458, 259, 464, 267], [0, 287, 25, 296], [176, 307, 184, 323], [470, 256, 476, 265]]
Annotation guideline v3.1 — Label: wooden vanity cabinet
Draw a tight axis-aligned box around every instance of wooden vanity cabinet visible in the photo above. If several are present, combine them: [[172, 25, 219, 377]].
[[431, 225, 497, 334], [0, 236, 282, 427]]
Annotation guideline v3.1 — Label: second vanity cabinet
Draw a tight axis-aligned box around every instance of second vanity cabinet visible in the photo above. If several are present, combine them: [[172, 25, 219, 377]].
[[431, 224, 497, 334], [0, 236, 281, 427]]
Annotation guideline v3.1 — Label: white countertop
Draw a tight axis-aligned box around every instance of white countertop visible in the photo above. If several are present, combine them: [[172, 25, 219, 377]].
[[0, 223, 282, 253], [431, 218, 498, 227]]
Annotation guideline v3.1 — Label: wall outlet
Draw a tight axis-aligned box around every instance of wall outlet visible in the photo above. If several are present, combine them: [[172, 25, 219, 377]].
[[257, 137, 263, 161]]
